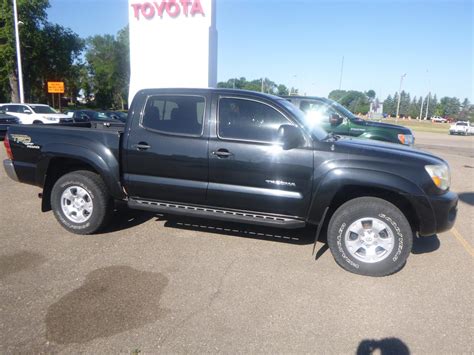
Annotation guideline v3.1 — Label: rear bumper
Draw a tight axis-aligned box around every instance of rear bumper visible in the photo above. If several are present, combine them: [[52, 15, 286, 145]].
[[3, 159, 19, 182], [414, 191, 458, 236]]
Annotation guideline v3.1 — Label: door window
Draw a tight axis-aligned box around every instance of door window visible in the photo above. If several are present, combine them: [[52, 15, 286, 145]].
[[301, 100, 343, 127], [218, 98, 292, 142], [142, 95, 205, 136]]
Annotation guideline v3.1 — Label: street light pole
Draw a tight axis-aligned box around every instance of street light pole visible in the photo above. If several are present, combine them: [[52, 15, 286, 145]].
[[12, 0, 24, 103], [395, 73, 406, 122]]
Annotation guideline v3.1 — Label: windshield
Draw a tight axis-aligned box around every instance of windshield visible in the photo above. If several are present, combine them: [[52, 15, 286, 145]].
[[456, 122, 467, 126], [277, 99, 327, 141], [30, 105, 58, 114]]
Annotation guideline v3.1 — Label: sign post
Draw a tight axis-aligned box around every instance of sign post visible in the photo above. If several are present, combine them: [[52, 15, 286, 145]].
[[128, 0, 217, 104], [47, 82, 65, 111]]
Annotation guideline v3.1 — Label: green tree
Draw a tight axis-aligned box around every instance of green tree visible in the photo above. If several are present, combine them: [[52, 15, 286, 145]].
[[383, 94, 395, 116], [277, 84, 289, 95], [437, 97, 461, 118], [85, 27, 130, 109], [365, 89, 376, 101]]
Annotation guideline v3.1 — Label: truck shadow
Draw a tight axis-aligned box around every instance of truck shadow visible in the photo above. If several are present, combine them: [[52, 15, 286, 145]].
[[159, 214, 316, 245], [411, 234, 440, 254], [357, 337, 410, 354], [458, 192, 474, 206]]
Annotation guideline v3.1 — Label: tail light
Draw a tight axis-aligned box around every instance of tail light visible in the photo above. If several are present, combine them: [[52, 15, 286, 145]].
[[4, 135, 13, 160]]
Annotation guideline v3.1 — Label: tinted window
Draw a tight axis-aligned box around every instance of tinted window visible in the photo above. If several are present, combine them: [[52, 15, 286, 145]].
[[218, 98, 291, 142], [3, 105, 22, 113], [142, 95, 204, 136], [30, 105, 57, 114]]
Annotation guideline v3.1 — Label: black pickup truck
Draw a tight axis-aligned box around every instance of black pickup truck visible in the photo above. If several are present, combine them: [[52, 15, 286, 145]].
[[3, 89, 458, 276]]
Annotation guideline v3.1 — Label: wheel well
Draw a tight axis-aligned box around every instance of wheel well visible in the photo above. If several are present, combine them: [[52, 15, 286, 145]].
[[327, 185, 419, 232], [41, 158, 99, 212]]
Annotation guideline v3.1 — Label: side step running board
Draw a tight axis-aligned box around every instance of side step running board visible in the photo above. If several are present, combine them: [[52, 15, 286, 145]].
[[128, 198, 306, 229]]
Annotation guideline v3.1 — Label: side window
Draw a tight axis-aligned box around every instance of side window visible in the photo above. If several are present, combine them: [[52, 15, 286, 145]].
[[5, 105, 20, 113], [218, 98, 292, 142], [142, 95, 204, 136], [301, 100, 343, 127]]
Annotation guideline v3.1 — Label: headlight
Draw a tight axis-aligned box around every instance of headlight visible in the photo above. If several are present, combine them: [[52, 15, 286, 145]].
[[425, 164, 450, 190], [398, 134, 414, 146]]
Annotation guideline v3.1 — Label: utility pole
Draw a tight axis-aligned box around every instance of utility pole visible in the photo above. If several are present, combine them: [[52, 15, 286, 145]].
[[261, 78, 264, 93], [338, 56, 344, 90], [419, 96, 424, 120], [424, 92, 431, 120], [13, 0, 24, 103], [395, 73, 407, 122]]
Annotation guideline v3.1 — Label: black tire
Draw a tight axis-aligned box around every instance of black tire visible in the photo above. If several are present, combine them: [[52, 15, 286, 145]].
[[51, 170, 113, 235], [327, 197, 413, 277]]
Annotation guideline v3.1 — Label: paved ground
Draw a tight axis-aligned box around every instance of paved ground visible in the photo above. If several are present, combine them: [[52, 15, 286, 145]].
[[1, 132, 473, 354]]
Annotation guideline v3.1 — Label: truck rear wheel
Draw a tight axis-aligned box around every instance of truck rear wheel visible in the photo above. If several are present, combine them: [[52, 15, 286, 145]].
[[51, 170, 113, 235], [327, 197, 413, 276]]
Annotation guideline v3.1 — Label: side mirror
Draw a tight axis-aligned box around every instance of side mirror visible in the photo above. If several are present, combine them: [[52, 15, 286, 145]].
[[278, 124, 304, 150], [23, 109, 32, 114]]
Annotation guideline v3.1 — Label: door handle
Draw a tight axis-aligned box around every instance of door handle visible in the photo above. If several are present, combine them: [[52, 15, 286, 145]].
[[135, 142, 151, 151], [212, 149, 233, 158]]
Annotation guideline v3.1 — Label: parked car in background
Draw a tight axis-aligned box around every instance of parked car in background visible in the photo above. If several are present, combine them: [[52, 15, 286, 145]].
[[71, 110, 126, 124], [431, 116, 448, 123], [103, 111, 127, 122], [0, 110, 20, 139], [0, 103, 72, 124], [449, 121, 473, 135], [282, 96, 415, 146]]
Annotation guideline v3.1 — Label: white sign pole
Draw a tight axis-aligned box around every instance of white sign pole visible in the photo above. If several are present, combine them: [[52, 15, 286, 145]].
[[128, 0, 217, 105]]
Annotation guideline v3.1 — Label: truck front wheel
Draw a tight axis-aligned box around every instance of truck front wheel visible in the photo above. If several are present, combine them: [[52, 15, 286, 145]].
[[327, 197, 413, 276], [51, 170, 113, 235]]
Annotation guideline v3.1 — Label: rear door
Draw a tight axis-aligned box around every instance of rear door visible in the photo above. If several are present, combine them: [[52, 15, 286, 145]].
[[207, 94, 314, 218], [124, 92, 210, 204]]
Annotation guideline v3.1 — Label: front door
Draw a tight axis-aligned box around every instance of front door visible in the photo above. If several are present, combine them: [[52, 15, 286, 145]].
[[207, 95, 314, 218], [125, 93, 209, 204]]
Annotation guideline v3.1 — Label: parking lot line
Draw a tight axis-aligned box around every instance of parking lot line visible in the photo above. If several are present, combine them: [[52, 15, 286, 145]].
[[451, 228, 474, 257]]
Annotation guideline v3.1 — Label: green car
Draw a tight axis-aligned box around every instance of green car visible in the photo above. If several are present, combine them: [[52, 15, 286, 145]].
[[283, 96, 415, 146]]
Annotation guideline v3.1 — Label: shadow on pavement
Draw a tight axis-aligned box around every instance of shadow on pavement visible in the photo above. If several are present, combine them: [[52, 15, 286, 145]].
[[45, 265, 169, 344], [357, 337, 410, 355], [161, 214, 316, 245], [101, 207, 156, 234], [458, 192, 474, 206], [411, 234, 440, 254]]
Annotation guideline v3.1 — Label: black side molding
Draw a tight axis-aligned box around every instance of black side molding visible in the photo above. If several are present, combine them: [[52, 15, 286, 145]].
[[128, 198, 306, 229]]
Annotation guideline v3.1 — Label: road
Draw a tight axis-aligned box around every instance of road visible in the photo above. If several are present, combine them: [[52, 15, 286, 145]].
[[0, 132, 473, 354]]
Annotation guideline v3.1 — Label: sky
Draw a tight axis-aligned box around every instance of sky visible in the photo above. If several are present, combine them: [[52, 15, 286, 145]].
[[47, 0, 473, 101]]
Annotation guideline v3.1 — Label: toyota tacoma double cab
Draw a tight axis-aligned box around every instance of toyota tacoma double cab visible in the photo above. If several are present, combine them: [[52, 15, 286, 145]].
[[3, 89, 458, 276], [283, 96, 415, 146]]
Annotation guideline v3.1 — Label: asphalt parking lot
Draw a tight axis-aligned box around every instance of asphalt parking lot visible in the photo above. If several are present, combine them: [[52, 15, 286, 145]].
[[1, 131, 473, 354]]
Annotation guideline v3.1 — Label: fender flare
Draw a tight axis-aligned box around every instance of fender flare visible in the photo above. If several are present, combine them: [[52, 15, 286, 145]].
[[36, 143, 124, 200], [307, 168, 431, 227]]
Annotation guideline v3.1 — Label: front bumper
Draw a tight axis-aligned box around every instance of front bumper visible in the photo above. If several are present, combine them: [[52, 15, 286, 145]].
[[3, 159, 19, 182], [415, 191, 458, 236]]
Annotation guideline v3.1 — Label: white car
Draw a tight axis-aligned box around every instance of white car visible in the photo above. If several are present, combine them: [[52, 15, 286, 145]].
[[449, 121, 474, 135], [0, 103, 71, 124], [431, 116, 448, 123]]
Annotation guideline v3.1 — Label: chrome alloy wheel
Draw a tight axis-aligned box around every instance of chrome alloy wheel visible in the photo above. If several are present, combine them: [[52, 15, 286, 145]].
[[60, 186, 93, 223], [344, 217, 395, 263]]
